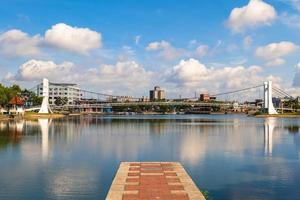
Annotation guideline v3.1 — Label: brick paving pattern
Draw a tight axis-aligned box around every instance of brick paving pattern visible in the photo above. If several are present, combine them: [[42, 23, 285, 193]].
[[106, 162, 206, 200]]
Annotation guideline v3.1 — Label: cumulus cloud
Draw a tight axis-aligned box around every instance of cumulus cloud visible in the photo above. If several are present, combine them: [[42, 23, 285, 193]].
[[0, 29, 42, 58], [255, 41, 298, 60], [78, 61, 153, 94], [163, 58, 277, 97], [5, 59, 75, 82], [146, 40, 182, 60], [146, 40, 170, 51], [296, 62, 300, 71], [44, 23, 102, 54], [227, 0, 277, 33], [0, 23, 102, 58], [146, 41, 210, 60], [5, 58, 285, 98], [255, 41, 298, 65], [5, 59, 153, 96]]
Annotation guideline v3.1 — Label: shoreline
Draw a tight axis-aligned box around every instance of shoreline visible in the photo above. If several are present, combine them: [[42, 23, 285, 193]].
[[24, 113, 65, 120], [1, 112, 300, 122], [254, 114, 300, 118]]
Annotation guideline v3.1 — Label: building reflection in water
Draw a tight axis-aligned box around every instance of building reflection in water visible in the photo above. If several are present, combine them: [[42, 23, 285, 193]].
[[264, 118, 277, 156], [15, 120, 24, 133], [38, 118, 51, 161], [0, 120, 24, 149]]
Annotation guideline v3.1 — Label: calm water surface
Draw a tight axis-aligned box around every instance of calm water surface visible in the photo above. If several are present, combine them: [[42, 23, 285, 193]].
[[0, 114, 300, 200]]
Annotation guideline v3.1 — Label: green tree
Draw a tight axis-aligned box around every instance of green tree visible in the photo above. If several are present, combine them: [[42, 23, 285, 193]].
[[283, 98, 300, 111], [0, 85, 9, 107], [0, 84, 22, 107], [21, 89, 43, 106]]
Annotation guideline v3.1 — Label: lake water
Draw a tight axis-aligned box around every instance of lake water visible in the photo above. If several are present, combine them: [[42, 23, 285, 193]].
[[0, 114, 300, 200]]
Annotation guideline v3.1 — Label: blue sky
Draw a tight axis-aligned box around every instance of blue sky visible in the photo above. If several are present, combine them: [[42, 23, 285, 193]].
[[1, 0, 300, 98]]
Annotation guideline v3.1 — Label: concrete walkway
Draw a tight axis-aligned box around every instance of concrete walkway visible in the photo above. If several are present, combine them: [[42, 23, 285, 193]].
[[106, 162, 206, 200]]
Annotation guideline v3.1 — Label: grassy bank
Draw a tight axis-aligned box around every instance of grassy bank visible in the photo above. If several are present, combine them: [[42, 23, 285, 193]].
[[255, 114, 300, 118], [24, 112, 65, 120]]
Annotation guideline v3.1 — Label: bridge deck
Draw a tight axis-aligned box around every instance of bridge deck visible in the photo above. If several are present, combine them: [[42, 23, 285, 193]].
[[106, 162, 206, 200]]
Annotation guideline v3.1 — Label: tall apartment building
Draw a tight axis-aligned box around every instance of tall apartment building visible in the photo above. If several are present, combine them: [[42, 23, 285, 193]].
[[37, 82, 82, 105], [149, 86, 166, 101]]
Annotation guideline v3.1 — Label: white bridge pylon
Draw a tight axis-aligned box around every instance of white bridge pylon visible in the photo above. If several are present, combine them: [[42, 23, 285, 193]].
[[39, 78, 53, 114], [264, 80, 278, 115]]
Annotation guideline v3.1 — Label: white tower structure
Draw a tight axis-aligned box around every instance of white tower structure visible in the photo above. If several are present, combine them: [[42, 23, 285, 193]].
[[264, 80, 278, 115], [39, 78, 52, 114]]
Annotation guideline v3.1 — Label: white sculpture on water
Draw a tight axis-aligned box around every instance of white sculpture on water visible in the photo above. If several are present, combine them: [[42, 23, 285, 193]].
[[39, 78, 52, 114], [264, 80, 278, 115]]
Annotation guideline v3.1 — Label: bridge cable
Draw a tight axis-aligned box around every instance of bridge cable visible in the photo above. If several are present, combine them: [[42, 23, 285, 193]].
[[273, 86, 293, 98], [211, 84, 263, 97]]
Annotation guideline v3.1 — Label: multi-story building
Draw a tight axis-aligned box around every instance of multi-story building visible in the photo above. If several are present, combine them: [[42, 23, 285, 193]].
[[150, 86, 165, 101], [139, 96, 150, 102], [199, 93, 210, 101], [37, 82, 82, 105]]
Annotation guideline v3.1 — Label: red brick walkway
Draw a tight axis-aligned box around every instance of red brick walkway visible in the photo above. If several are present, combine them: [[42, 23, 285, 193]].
[[106, 162, 206, 200]]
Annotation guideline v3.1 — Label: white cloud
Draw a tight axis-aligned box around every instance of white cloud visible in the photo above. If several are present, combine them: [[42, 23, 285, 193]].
[[5, 58, 285, 98], [166, 59, 209, 85], [79, 61, 153, 94], [296, 62, 300, 71], [255, 41, 298, 65], [146, 40, 170, 51], [6, 59, 75, 82], [44, 23, 102, 54], [6, 59, 153, 96], [0, 29, 42, 58], [146, 40, 182, 60], [195, 45, 209, 57], [0, 23, 102, 58], [227, 0, 277, 33], [164, 58, 277, 97], [266, 58, 286, 66]]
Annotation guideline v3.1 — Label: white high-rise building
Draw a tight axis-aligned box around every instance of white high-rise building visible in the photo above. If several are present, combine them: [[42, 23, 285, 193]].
[[37, 82, 82, 105]]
